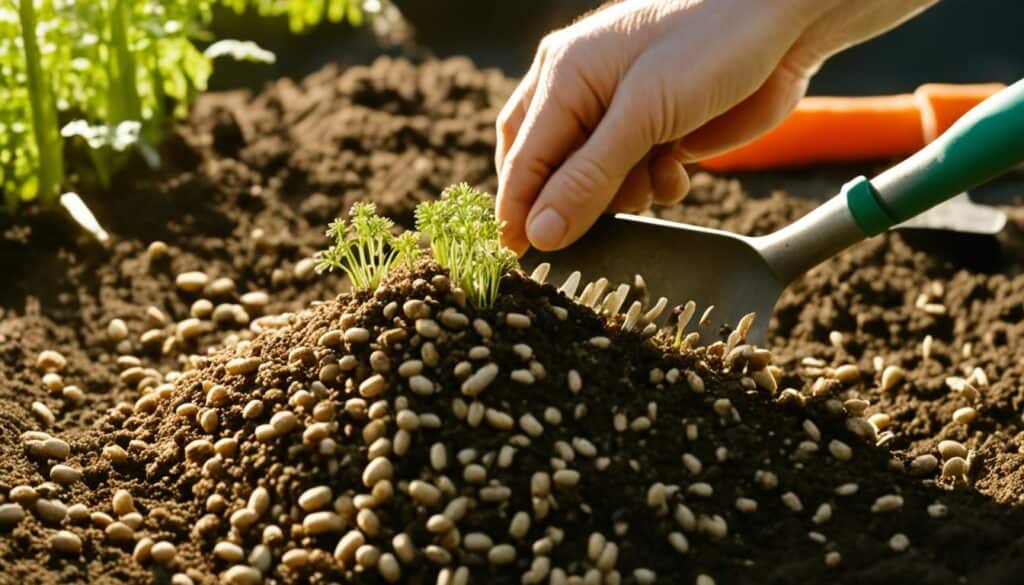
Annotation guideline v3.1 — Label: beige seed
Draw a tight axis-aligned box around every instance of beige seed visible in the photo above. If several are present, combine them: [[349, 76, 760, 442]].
[[304, 511, 344, 534], [889, 533, 910, 552], [392, 533, 415, 564], [485, 409, 515, 430], [735, 497, 758, 513], [510, 369, 536, 385], [415, 319, 441, 338], [519, 413, 544, 437], [106, 318, 130, 343], [828, 440, 852, 461], [344, 327, 370, 344], [150, 541, 177, 565], [488, 543, 517, 565], [832, 364, 860, 384], [225, 357, 260, 375], [359, 374, 388, 398], [31, 401, 56, 427], [942, 456, 970, 479], [230, 508, 259, 532], [335, 530, 366, 563], [222, 564, 262, 585], [938, 440, 968, 459], [464, 532, 494, 552], [910, 454, 938, 474], [280, 548, 308, 569], [299, 486, 332, 512], [36, 350, 68, 372], [426, 514, 453, 533], [952, 406, 977, 425], [357, 508, 381, 537], [35, 498, 67, 524], [112, 489, 135, 516], [50, 530, 82, 555], [132, 537, 154, 564], [50, 464, 82, 485], [871, 494, 904, 513], [409, 480, 442, 507], [553, 469, 580, 487], [668, 531, 689, 554], [378, 552, 401, 582], [928, 502, 949, 518], [175, 271, 208, 292], [596, 541, 619, 571], [781, 492, 803, 512], [880, 365, 905, 391], [506, 313, 531, 328], [461, 363, 499, 397], [0, 503, 25, 526], [214, 542, 245, 563], [105, 521, 134, 544], [363, 458, 393, 486], [509, 511, 531, 539]]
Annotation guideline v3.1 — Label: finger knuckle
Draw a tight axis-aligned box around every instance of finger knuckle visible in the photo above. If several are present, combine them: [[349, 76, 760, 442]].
[[557, 155, 616, 203]]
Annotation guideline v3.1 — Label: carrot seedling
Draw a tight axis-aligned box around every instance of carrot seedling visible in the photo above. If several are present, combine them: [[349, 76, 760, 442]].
[[416, 183, 519, 307], [315, 202, 422, 289]]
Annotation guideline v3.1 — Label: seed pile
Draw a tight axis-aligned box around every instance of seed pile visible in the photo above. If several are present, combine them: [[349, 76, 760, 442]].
[[5, 260, 1021, 584]]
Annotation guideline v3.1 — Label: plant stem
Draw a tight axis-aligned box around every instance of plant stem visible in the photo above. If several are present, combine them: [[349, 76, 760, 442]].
[[108, 0, 141, 124], [18, 0, 64, 203]]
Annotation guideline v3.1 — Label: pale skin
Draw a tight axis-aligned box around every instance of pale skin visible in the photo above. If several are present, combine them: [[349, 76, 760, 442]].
[[495, 0, 939, 254]]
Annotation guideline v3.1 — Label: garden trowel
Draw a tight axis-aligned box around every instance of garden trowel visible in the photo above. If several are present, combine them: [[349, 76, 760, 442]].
[[522, 79, 1024, 345]]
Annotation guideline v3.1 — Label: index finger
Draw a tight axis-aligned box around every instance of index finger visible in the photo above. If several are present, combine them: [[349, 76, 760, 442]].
[[496, 70, 591, 255]]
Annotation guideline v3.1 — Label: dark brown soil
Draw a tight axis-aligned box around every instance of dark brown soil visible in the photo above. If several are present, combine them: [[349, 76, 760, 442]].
[[2, 56, 1024, 584]]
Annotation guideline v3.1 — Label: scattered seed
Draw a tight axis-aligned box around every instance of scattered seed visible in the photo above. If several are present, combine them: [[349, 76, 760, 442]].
[[942, 456, 970, 479], [462, 363, 499, 397], [952, 406, 977, 425], [50, 530, 82, 555], [304, 511, 344, 534], [889, 533, 910, 552], [938, 440, 967, 459], [223, 564, 263, 585], [505, 313, 531, 328], [781, 492, 803, 512], [871, 494, 904, 513], [150, 541, 177, 565], [828, 440, 852, 461], [175, 271, 209, 293], [0, 503, 25, 526]]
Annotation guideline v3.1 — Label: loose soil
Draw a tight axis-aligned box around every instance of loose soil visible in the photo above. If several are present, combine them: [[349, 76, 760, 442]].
[[1, 56, 1023, 584]]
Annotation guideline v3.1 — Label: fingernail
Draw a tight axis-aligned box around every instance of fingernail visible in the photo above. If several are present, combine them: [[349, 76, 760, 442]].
[[526, 208, 568, 250]]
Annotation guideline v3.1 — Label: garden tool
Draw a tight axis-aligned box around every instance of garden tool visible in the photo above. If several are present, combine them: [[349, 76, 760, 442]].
[[522, 78, 1024, 345]]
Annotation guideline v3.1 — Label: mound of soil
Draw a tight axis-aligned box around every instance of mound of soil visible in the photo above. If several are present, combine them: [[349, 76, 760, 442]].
[[2, 56, 1024, 584]]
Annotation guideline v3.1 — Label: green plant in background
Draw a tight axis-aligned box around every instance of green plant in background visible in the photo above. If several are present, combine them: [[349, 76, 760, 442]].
[[221, 0, 365, 34], [0, 0, 396, 220], [416, 183, 519, 307], [315, 202, 422, 290]]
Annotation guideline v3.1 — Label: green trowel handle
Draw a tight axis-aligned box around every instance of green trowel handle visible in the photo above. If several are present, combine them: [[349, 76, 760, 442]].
[[848, 78, 1024, 236]]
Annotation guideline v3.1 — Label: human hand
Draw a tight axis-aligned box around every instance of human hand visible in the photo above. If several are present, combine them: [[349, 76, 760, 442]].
[[495, 0, 937, 253]]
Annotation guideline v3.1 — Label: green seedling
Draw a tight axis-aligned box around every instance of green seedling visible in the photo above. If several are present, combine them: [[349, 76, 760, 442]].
[[416, 183, 519, 307], [315, 202, 422, 290]]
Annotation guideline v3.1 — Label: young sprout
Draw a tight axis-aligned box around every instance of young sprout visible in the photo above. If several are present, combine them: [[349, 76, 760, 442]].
[[673, 301, 697, 350], [416, 183, 519, 307], [315, 202, 421, 290]]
